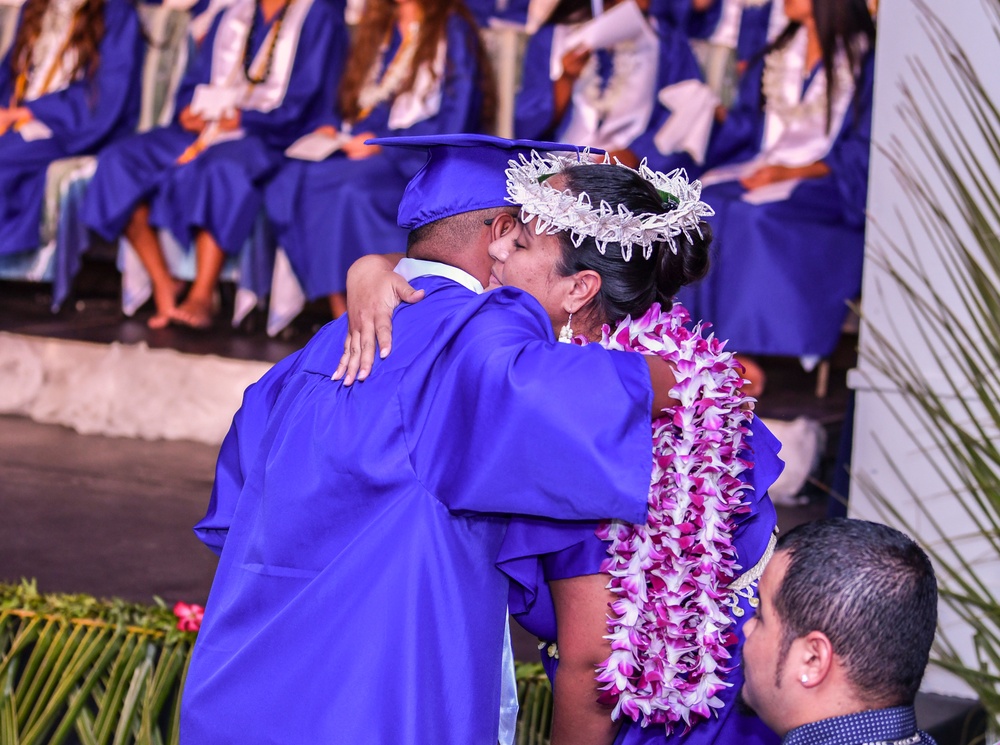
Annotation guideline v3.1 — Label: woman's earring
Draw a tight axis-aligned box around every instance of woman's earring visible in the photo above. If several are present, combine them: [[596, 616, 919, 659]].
[[558, 313, 574, 343]]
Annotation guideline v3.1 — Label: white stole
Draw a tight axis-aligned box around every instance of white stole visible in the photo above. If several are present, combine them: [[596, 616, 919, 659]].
[[23, 0, 86, 101], [551, 18, 658, 151], [387, 37, 447, 130], [209, 0, 314, 114], [758, 26, 857, 168]]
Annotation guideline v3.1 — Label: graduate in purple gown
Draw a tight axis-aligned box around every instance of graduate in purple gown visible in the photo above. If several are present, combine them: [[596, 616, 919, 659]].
[[0, 0, 141, 257], [343, 142, 782, 744], [677, 0, 875, 359], [514, 0, 702, 172], [264, 0, 490, 320], [81, 0, 347, 328], [181, 136, 692, 745]]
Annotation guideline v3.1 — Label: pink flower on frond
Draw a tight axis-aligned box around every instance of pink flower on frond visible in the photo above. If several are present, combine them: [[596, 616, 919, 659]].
[[173, 602, 204, 632], [578, 302, 753, 734]]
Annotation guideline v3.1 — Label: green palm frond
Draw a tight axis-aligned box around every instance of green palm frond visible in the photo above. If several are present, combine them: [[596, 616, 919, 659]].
[[858, 0, 1000, 731], [0, 581, 195, 745]]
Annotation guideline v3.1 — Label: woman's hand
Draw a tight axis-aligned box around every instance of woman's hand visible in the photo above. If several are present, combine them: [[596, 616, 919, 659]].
[[0, 106, 32, 136], [342, 132, 381, 160], [332, 253, 424, 384], [560, 45, 591, 80], [217, 109, 241, 132], [178, 106, 207, 134], [740, 161, 830, 190], [314, 124, 339, 138]]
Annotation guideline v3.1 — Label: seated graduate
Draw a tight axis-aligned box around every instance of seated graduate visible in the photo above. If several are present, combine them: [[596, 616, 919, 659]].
[[81, 0, 348, 328], [264, 0, 491, 320], [676, 0, 875, 361], [181, 135, 677, 745], [342, 149, 783, 745], [513, 0, 703, 171], [0, 0, 142, 257]]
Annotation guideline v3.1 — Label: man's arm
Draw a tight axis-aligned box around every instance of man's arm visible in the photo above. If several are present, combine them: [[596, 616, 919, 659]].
[[550, 575, 622, 745]]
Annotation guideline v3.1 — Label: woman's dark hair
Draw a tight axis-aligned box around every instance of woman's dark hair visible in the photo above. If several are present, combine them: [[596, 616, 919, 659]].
[[764, 0, 875, 132], [554, 163, 711, 327], [338, 0, 495, 126], [10, 0, 106, 100]]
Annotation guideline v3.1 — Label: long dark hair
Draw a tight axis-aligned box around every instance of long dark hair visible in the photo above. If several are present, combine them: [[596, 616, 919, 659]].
[[765, 0, 875, 132], [10, 0, 106, 100], [554, 164, 711, 328], [337, 0, 495, 125]]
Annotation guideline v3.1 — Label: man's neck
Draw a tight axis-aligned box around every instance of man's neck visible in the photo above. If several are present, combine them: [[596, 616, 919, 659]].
[[407, 243, 490, 289]]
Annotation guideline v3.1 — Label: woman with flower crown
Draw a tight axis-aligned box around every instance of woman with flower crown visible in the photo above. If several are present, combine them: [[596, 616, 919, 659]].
[[0, 0, 141, 256], [514, 0, 703, 171], [81, 0, 348, 328], [341, 150, 783, 745], [263, 0, 493, 319], [677, 0, 876, 362]]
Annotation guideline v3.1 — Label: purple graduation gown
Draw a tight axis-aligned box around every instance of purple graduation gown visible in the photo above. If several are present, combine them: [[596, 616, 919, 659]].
[[81, 0, 347, 255], [514, 18, 702, 173], [500, 416, 783, 745], [264, 14, 483, 299], [0, 0, 142, 256], [181, 276, 655, 744], [676, 51, 874, 358]]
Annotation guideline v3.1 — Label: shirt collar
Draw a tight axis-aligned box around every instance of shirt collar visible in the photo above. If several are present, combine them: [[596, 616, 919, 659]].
[[394, 258, 484, 295], [783, 706, 927, 745]]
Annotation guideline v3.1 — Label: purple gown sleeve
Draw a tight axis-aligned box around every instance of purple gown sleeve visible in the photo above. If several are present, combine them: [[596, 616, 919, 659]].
[[502, 412, 783, 637], [405, 287, 653, 524], [23, 0, 142, 152], [513, 25, 558, 140], [194, 351, 303, 555], [627, 20, 702, 173], [240, 0, 351, 147], [684, 0, 722, 40]]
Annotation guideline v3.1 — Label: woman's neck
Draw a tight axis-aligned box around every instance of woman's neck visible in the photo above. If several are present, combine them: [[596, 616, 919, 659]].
[[804, 19, 823, 71], [260, 0, 287, 23], [396, 1, 421, 30]]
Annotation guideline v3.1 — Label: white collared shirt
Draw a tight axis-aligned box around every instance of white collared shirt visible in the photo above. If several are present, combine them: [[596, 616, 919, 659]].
[[393, 257, 485, 294]]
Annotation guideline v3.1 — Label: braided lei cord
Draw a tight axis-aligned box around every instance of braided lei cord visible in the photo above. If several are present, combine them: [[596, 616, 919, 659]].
[[580, 301, 753, 733]]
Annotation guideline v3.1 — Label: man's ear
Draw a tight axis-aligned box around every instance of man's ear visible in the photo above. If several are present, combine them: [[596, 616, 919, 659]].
[[564, 270, 601, 314], [797, 631, 834, 688], [488, 212, 518, 240]]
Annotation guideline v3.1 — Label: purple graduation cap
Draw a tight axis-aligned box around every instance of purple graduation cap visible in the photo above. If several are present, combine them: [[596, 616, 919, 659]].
[[367, 133, 600, 230]]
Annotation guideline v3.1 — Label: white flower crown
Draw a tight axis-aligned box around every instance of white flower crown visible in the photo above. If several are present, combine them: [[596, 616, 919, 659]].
[[504, 151, 714, 261]]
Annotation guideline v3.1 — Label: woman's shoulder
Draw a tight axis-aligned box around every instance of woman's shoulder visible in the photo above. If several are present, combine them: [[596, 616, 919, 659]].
[[102, 0, 141, 26], [304, 0, 345, 25], [443, 9, 479, 38]]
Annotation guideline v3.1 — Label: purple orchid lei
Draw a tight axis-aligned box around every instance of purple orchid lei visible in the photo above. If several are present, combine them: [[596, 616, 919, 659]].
[[579, 301, 753, 733]]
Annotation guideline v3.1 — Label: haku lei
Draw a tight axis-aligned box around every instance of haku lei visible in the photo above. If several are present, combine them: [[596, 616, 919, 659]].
[[579, 301, 753, 733]]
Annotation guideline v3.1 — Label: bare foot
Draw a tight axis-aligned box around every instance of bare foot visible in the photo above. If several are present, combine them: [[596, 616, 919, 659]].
[[147, 312, 173, 329], [171, 296, 214, 329], [147, 280, 186, 329]]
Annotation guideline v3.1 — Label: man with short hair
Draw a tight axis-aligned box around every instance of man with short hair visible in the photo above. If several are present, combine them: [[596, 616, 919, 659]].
[[740, 517, 939, 745], [180, 135, 674, 744]]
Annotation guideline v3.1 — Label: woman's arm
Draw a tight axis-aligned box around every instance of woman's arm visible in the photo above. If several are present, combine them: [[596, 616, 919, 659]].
[[739, 160, 831, 189], [549, 574, 621, 745], [332, 253, 422, 384]]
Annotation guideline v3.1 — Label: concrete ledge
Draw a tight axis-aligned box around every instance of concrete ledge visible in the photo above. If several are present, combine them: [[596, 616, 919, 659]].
[[0, 332, 271, 446]]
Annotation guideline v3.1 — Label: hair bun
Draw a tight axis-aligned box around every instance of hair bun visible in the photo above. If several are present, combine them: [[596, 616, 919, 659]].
[[654, 220, 712, 303]]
